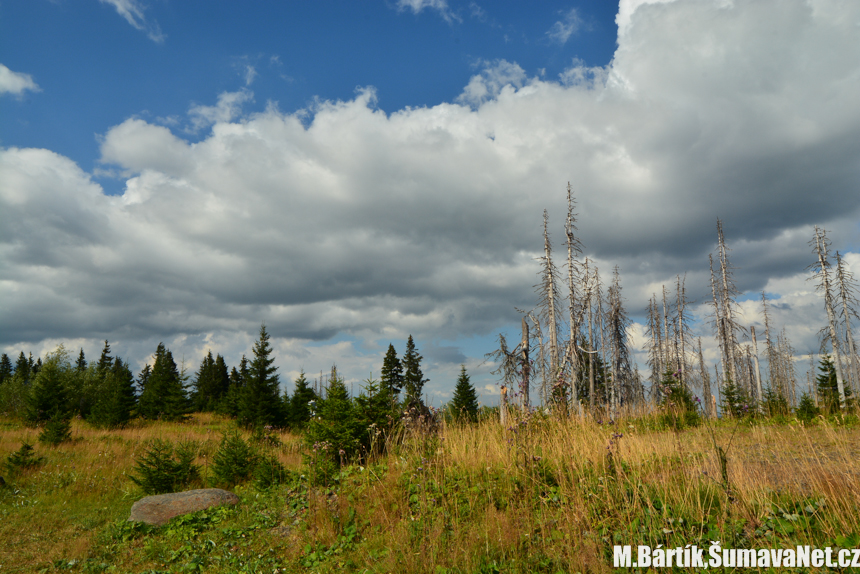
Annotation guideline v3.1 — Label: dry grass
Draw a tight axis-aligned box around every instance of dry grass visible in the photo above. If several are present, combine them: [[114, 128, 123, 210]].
[[1, 412, 858, 573]]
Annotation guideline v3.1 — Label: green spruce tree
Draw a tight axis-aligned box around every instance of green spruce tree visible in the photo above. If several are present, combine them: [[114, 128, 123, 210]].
[[355, 377, 395, 453], [238, 325, 283, 428], [221, 357, 248, 417], [26, 346, 72, 424], [96, 340, 113, 377], [192, 351, 230, 412], [402, 335, 428, 407], [0, 353, 13, 386], [449, 365, 479, 422], [137, 343, 189, 421], [817, 354, 853, 411], [75, 348, 87, 372], [89, 357, 137, 428], [289, 370, 317, 429], [380, 344, 404, 397]]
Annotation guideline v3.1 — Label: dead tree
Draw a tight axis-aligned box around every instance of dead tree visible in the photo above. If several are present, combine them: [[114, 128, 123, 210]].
[[716, 219, 745, 386], [809, 227, 847, 408], [674, 274, 693, 389], [709, 254, 728, 394], [698, 337, 714, 418], [564, 183, 585, 406], [521, 316, 530, 411], [750, 326, 764, 410], [835, 251, 860, 396], [537, 210, 563, 400], [607, 266, 634, 411], [584, 258, 597, 408], [645, 295, 663, 399]]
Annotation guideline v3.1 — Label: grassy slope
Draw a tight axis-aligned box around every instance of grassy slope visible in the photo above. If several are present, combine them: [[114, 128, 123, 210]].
[[1, 412, 858, 573]]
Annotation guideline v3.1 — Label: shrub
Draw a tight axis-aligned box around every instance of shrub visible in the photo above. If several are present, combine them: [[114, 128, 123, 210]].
[[658, 370, 700, 429], [795, 392, 820, 423], [38, 414, 72, 446], [129, 439, 200, 495], [253, 454, 288, 490], [5, 442, 45, 475], [212, 430, 258, 487]]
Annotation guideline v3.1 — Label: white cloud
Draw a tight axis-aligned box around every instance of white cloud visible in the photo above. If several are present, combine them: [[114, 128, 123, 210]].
[[456, 59, 527, 107], [187, 89, 254, 132], [395, 0, 460, 23], [547, 8, 583, 44], [99, 0, 165, 43], [0, 64, 40, 97], [3, 0, 860, 398]]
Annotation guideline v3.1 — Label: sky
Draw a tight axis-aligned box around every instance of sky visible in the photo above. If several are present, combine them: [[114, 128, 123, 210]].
[[1, 0, 859, 404]]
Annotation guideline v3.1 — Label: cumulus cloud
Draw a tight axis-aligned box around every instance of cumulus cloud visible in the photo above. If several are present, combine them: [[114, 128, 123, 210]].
[[99, 0, 165, 43], [456, 59, 527, 107], [187, 89, 254, 132], [0, 64, 40, 97], [3, 0, 860, 396], [547, 8, 583, 44]]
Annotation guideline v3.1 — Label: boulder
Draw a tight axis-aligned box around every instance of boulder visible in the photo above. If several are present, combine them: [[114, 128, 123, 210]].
[[128, 488, 239, 526]]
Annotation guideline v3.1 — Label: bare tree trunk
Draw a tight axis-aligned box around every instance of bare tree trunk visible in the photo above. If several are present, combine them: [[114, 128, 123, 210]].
[[710, 254, 728, 394], [812, 226, 847, 408], [835, 251, 860, 397], [676, 275, 688, 388], [662, 285, 671, 375], [808, 353, 818, 406], [761, 292, 781, 399], [521, 316, 530, 411], [717, 220, 740, 386], [586, 258, 595, 409], [500, 386, 508, 426], [751, 326, 764, 411], [698, 337, 713, 418], [565, 183, 584, 408], [543, 211, 560, 386]]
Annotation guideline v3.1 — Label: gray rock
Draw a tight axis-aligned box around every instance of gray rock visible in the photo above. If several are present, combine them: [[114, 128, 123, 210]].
[[128, 488, 239, 526]]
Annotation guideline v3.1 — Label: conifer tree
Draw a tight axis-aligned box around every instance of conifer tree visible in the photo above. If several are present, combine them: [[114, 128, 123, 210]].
[[0, 354, 11, 386], [26, 346, 72, 424], [289, 370, 317, 428], [192, 351, 230, 412], [380, 344, 404, 397], [238, 325, 283, 428], [402, 335, 427, 406], [89, 357, 137, 428], [96, 340, 113, 376], [221, 357, 248, 417], [450, 365, 479, 422], [137, 343, 189, 421], [76, 348, 87, 372], [354, 377, 395, 453], [15, 352, 30, 384], [816, 354, 853, 411], [306, 367, 362, 460]]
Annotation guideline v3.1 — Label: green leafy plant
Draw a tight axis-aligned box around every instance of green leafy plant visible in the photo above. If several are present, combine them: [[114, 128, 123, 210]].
[[129, 439, 200, 494]]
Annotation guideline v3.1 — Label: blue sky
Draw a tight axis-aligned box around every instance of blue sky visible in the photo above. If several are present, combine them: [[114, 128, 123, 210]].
[[2, 0, 618, 189], [2, 0, 860, 404]]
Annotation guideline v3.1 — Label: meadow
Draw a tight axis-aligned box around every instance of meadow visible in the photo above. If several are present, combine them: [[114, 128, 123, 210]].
[[1, 409, 859, 574]]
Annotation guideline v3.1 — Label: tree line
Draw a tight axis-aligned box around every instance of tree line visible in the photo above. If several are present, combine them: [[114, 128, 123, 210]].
[[0, 327, 481, 447]]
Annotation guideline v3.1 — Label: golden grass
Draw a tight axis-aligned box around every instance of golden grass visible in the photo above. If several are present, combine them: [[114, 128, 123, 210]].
[[1, 412, 858, 573]]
